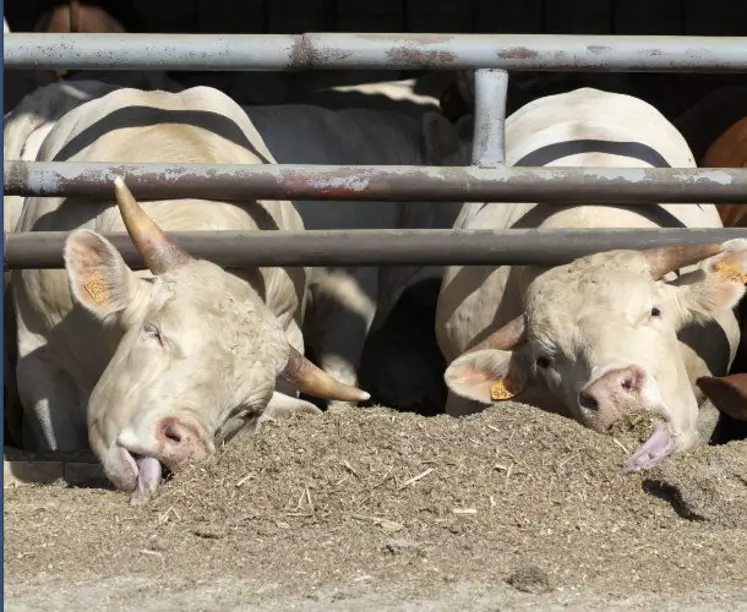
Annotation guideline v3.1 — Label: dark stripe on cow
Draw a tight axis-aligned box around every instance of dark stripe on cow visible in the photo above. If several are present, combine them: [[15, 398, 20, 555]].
[[505, 138, 692, 230], [52, 105, 273, 166], [514, 139, 671, 169]]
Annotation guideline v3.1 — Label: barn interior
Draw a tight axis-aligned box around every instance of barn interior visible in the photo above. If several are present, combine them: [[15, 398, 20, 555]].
[[4, 4, 747, 608]]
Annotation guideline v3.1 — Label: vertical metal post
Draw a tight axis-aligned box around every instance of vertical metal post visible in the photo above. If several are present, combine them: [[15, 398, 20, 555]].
[[471, 68, 509, 167]]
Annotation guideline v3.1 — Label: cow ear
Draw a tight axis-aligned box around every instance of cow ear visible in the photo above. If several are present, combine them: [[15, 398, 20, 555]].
[[422, 111, 464, 164], [669, 239, 747, 326], [64, 229, 138, 318], [444, 348, 529, 405]]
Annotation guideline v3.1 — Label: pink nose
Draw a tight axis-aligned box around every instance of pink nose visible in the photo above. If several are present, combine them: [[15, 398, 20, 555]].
[[578, 365, 645, 414], [161, 417, 193, 444], [157, 417, 207, 464]]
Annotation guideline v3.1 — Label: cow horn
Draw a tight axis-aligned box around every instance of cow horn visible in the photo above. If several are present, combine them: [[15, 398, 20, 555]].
[[113, 176, 193, 275], [641, 244, 724, 280], [466, 314, 527, 353], [279, 347, 370, 403]]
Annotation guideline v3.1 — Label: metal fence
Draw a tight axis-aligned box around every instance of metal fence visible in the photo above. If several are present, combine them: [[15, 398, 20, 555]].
[[5, 32, 747, 269]]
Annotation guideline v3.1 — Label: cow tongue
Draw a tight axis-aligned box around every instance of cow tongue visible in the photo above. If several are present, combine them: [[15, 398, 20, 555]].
[[129, 456, 163, 506], [622, 421, 676, 474]]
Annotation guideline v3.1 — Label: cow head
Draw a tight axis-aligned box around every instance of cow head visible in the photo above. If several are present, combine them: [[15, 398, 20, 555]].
[[444, 242, 747, 471], [64, 177, 369, 499]]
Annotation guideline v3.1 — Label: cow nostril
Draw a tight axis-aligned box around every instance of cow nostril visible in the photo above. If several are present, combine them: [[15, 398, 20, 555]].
[[578, 390, 599, 411], [621, 369, 641, 392], [162, 423, 183, 444]]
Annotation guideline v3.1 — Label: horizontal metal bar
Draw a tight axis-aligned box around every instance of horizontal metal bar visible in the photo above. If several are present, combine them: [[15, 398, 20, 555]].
[[6, 228, 747, 269], [6, 161, 747, 204], [5, 33, 747, 73]]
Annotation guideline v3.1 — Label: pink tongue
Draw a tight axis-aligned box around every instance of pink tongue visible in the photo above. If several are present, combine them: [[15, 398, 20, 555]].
[[622, 422, 676, 474], [129, 457, 162, 506]]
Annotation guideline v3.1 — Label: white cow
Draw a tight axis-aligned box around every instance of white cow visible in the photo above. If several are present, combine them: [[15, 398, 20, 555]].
[[10, 86, 367, 503], [243, 103, 471, 397], [4, 80, 127, 234], [5, 81, 470, 416], [4, 80, 185, 449], [5, 78, 184, 234], [437, 87, 747, 472]]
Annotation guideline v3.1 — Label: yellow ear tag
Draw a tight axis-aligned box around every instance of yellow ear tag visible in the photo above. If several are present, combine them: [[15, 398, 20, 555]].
[[84, 276, 108, 306], [714, 261, 747, 285], [490, 376, 525, 401]]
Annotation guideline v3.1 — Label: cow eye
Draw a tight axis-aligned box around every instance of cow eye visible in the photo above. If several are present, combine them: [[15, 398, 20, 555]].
[[650, 307, 661, 317], [536, 356, 551, 369], [143, 323, 164, 346]]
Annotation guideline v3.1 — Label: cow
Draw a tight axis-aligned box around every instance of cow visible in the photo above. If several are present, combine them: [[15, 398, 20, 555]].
[[3, 79, 133, 447], [4, 80, 129, 234], [9, 85, 368, 504], [3, 79, 186, 447], [435, 87, 747, 473], [34, 0, 127, 35], [242, 103, 471, 403], [700, 114, 747, 228], [4, 78, 469, 418], [32, 0, 126, 79], [692, 113, 747, 428], [4, 77, 183, 235]]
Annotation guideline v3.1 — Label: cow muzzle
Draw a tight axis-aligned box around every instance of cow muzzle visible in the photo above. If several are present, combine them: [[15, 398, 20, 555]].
[[578, 365, 678, 472], [106, 415, 213, 505], [578, 365, 648, 428]]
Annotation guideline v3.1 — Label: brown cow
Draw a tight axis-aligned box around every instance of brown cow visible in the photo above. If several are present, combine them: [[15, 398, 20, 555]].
[[702, 116, 747, 228], [696, 114, 747, 423], [4, 2, 131, 112], [34, 0, 127, 34], [34, 0, 127, 78]]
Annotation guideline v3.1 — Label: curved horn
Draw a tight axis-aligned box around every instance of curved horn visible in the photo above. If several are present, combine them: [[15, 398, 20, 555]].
[[279, 347, 370, 403], [467, 314, 527, 354], [641, 244, 724, 281], [113, 176, 193, 275]]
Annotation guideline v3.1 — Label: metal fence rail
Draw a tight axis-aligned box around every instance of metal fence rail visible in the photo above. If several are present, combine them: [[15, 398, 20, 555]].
[[5, 33, 747, 72], [7, 161, 747, 203], [7, 228, 747, 270], [5, 32, 747, 269]]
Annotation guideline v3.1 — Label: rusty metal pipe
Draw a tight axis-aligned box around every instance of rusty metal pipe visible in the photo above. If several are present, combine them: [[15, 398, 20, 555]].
[[5, 33, 747, 73], [6, 228, 747, 270], [472, 69, 508, 166], [6, 161, 747, 203]]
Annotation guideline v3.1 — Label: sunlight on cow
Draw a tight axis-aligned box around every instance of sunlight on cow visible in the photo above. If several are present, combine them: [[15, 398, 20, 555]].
[[437, 87, 745, 473]]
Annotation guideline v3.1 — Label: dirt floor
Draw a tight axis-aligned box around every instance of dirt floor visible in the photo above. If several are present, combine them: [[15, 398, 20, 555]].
[[5, 402, 747, 611]]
